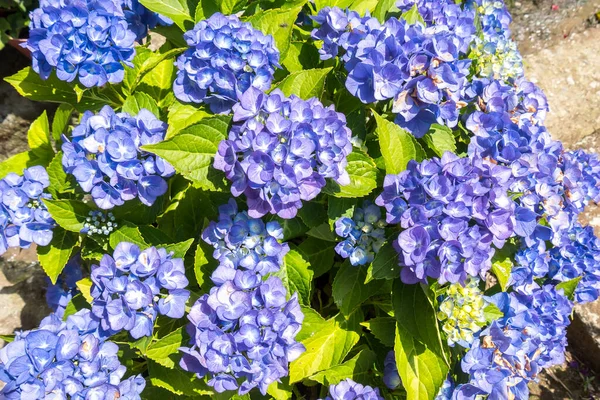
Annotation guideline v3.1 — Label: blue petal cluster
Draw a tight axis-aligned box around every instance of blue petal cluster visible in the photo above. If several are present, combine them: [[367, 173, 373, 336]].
[[0, 310, 145, 399], [312, 7, 475, 137], [46, 256, 83, 318], [383, 351, 401, 390], [214, 88, 353, 218], [202, 199, 289, 281], [334, 201, 387, 266], [180, 204, 304, 395], [26, 0, 137, 87], [121, 0, 172, 42], [82, 210, 118, 236], [62, 106, 174, 209], [375, 152, 536, 284], [0, 166, 55, 255], [174, 13, 280, 114], [455, 286, 572, 399], [320, 378, 384, 400], [90, 242, 190, 339]]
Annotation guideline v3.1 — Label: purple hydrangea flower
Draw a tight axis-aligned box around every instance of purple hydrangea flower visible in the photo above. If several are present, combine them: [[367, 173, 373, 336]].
[[334, 201, 387, 266], [62, 106, 174, 210], [383, 351, 401, 390], [179, 275, 305, 395], [202, 199, 289, 281], [320, 378, 384, 400], [174, 13, 280, 114], [45, 255, 83, 318], [82, 210, 118, 236], [0, 310, 146, 399], [0, 166, 55, 255], [89, 242, 190, 339], [26, 0, 140, 87], [214, 88, 353, 218], [121, 0, 172, 41]]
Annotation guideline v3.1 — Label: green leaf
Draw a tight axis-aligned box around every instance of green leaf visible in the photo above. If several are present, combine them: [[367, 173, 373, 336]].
[[194, 0, 220, 21], [327, 197, 358, 230], [148, 360, 213, 396], [360, 317, 395, 347], [27, 111, 54, 164], [165, 100, 213, 139], [62, 293, 90, 319], [124, 47, 186, 93], [5, 67, 113, 111], [332, 262, 380, 316], [401, 3, 425, 25], [109, 223, 148, 250], [290, 312, 361, 383], [483, 303, 504, 323], [0, 152, 32, 179], [369, 241, 400, 281], [138, 225, 174, 245], [269, 216, 308, 241], [274, 67, 332, 100], [349, 0, 378, 14], [372, 0, 399, 22], [246, 6, 302, 59], [142, 116, 230, 191], [309, 349, 377, 385], [306, 223, 336, 242], [491, 255, 512, 291], [556, 276, 583, 300], [392, 280, 448, 362], [76, 277, 94, 304], [297, 202, 328, 229], [138, 58, 177, 102], [164, 238, 195, 259], [51, 104, 73, 142], [422, 124, 456, 157], [37, 227, 78, 284], [276, 248, 313, 305], [43, 199, 92, 233], [296, 306, 328, 342], [267, 378, 293, 400], [122, 92, 161, 116], [298, 237, 335, 278], [46, 152, 70, 197], [394, 321, 448, 400], [323, 150, 379, 198], [373, 111, 424, 174], [281, 42, 320, 73], [0, 334, 15, 343], [138, 0, 193, 30], [146, 327, 186, 369], [314, 0, 353, 10]]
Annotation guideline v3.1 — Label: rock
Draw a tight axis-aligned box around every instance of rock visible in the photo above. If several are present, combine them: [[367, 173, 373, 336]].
[[568, 302, 600, 373]]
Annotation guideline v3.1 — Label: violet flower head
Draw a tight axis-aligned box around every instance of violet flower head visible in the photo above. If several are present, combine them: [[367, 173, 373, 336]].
[[0, 166, 55, 255], [214, 88, 353, 219], [383, 351, 401, 390], [45, 255, 83, 318], [0, 309, 146, 399], [89, 242, 190, 339], [62, 106, 174, 210], [320, 378, 384, 400], [174, 13, 280, 114]]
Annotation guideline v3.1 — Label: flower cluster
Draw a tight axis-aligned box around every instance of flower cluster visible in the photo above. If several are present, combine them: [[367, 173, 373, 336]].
[[456, 286, 572, 399], [435, 377, 455, 400], [375, 152, 536, 284], [320, 378, 384, 400], [26, 0, 138, 87], [46, 256, 83, 318], [180, 203, 304, 395], [90, 242, 190, 339], [513, 223, 600, 304], [82, 210, 118, 236], [0, 310, 146, 399], [201, 199, 289, 281], [62, 106, 174, 209], [334, 201, 387, 266], [383, 351, 401, 390], [174, 13, 280, 114], [312, 7, 475, 137], [121, 0, 172, 42], [214, 88, 352, 218], [0, 166, 55, 255], [437, 278, 487, 347]]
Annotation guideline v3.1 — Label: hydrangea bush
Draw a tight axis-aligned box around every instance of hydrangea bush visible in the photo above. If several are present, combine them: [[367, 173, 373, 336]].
[[0, 0, 598, 398]]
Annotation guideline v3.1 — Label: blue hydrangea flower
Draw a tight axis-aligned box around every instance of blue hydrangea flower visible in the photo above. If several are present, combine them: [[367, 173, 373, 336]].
[[121, 0, 172, 42], [46, 255, 83, 318], [320, 378, 384, 400], [62, 106, 174, 209], [89, 242, 190, 339], [202, 199, 289, 282], [0, 166, 55, 255], [173, 13, 280, 114], [334, 201, 387, 266], [214, 88, 353, 218], [26, 0, 138, 87], [179, 275, 305, 395], [435, 377, 455, 400], [383, 351, 401, 390], [375, 152, 537, 284], [0, 310, 146, 399], [456, 286, 572, 400], [82, 210, 118, 236]]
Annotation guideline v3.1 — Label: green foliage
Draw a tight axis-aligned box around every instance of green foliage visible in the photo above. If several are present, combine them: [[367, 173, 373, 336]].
[[274, 67, 332, 99], [276, 248, 314, 304], [373, 111, 425, 174]]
